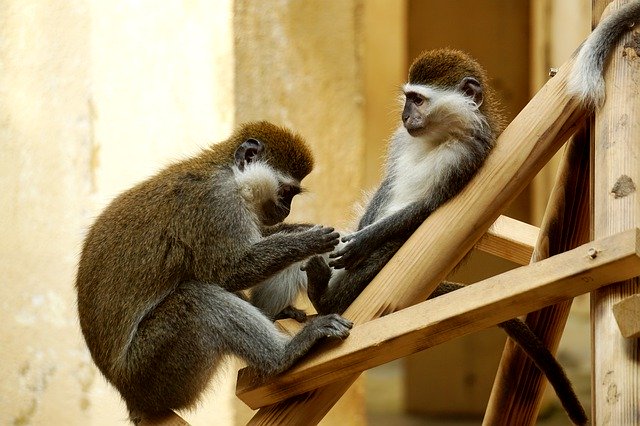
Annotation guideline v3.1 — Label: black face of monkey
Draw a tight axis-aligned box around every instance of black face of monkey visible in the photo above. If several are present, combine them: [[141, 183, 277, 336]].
[[402, 92, 428, 136], [261, 184, 301, 226], [402, 76, 484, 138], [234, 138, 303, 226]]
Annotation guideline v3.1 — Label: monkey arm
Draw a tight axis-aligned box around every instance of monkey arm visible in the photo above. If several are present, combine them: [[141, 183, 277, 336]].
[[357, 180, 392, 229], [220, 226, 339, 292], [261, 222, 315, 236], [329, 197, 440, 270]]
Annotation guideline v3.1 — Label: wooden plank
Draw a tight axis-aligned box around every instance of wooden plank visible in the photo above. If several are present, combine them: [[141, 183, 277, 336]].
[[237, 229, 640, 409], [612, 294, 640, 338], [484, 122, 591, 425], [591, 1, 640, 423], [248, 48, 589, 426], [477, 215, 539, 265]]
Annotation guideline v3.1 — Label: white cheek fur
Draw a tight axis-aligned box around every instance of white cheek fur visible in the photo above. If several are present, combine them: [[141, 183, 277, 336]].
[[402, 83, 483, 135], [233, 161, 279, 206]]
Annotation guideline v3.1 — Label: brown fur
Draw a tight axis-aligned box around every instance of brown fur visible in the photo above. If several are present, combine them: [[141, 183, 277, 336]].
[[206, 121, 313, 181]]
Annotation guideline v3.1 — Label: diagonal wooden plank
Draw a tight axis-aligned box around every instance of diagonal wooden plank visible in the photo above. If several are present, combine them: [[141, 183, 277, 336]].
[[247, 47, 589, 426], [237, 229, 640, 409]]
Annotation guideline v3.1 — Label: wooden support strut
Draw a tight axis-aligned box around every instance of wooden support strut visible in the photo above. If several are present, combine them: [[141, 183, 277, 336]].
[[237, 229, 640, 409], [246, 50, 587, 424], [477, 215, 539, 265], [483, 121, 591, 425]]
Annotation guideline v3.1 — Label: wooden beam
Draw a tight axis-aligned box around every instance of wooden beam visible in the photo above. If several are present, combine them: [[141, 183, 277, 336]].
[[237, 229, 640, 409], [612, 294, 640, 338], [477, 215, 538, 265], [591, 1, 640, 423], [248, 48, 588, 425], [484, 121, 591, 425]]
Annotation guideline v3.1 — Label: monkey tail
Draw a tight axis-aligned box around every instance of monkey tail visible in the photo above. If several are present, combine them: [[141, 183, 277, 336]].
[[568, 0, 640, 109], [498, 319, 588, 426]]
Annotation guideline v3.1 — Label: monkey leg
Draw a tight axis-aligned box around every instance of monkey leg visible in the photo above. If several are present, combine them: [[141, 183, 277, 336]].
[[122, 281, 351, 418], [430, 281, 586, 425], [307, 241, 400, 315], [250, 262, 307, 322]]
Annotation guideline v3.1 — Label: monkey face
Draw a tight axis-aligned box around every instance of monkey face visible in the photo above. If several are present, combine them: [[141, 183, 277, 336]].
[[260, 184, 300, 225]]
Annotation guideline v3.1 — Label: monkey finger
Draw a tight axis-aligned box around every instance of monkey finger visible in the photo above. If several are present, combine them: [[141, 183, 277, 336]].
[[328, 258, 345, 269], [324, 231, 341, 242], [329, 246, 349, 258], [341, 234, 355, 243]]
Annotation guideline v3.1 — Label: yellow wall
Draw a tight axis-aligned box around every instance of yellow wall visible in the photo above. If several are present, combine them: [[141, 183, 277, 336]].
[[1, 1, 235, 424], [1, 0, 367, 424]]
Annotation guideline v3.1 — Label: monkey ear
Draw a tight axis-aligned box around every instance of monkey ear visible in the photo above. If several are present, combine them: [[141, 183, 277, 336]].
[[459, 77, 483, 107], [235, 138, 264, 171]]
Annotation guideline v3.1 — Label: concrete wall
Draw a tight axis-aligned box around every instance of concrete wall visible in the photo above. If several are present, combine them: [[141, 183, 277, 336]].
[[1, 0, 366, 424]]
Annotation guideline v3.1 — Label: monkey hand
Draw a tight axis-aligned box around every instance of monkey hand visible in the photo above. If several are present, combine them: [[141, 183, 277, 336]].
[[297, 225, 341, 255], [306, 313, 353, 340], [327, 228, 374, 270]]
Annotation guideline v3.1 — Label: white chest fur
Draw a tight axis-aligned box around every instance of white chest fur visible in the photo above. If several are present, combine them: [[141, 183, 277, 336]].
[[383, 134, 465, 218]]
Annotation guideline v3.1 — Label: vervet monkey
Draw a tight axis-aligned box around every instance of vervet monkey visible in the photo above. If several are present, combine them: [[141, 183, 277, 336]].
[[76, 121, 352, 423], [304, 47, 578, 424]]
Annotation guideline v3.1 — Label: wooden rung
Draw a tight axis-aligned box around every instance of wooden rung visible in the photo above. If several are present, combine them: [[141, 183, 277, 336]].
[[478, 215, 539, 265], [612, 294, 640, 339], [237, 228, 640, 409]]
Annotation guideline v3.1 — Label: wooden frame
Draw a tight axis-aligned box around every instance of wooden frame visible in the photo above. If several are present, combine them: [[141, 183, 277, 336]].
[[239, 1, 639, 424], [141, 1, 639, 424]]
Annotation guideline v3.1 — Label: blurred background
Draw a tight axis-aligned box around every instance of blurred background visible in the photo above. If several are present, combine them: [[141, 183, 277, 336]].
[[1, 0, 593, 424]]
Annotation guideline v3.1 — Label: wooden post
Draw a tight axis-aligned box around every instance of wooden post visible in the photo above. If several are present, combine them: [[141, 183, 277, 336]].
[[483, 123, 591, 425], [247, 53, 587, 424], [591, 0, 640, 424]]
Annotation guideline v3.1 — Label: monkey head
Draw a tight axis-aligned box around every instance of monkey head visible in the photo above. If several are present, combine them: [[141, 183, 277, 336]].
[[401, 49, 502, 139], [226, 121, 313, 226]]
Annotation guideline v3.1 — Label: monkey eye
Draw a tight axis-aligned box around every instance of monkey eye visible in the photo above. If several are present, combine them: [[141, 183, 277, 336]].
[[406, 92, 426, 106]]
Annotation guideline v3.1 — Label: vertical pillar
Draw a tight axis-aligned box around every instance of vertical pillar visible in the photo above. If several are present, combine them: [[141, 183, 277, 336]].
[[591, 1, 640, 424]]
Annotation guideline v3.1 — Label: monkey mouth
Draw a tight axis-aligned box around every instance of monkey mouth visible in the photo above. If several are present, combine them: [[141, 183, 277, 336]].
[[406, 127, 427, 138]]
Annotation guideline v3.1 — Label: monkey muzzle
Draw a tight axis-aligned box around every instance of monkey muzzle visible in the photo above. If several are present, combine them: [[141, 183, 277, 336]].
[[262, 200, 291, 225], [402, 105, 427, 136]]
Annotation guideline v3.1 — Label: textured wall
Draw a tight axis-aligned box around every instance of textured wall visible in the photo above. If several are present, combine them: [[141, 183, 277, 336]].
[[0, 2, 95, 424], [1, 0, 367, 424], [1, 0, 235, 424], [234, 0, 366, 230]]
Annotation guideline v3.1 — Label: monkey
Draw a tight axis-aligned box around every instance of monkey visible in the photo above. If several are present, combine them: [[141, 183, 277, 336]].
[[75, 121, 353, 423], [306, 48, 504, 314], [299, 49, 563, 424]]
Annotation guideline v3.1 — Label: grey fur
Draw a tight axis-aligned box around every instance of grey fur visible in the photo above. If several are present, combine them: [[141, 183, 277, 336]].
[[569, 0, 640, 108]]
